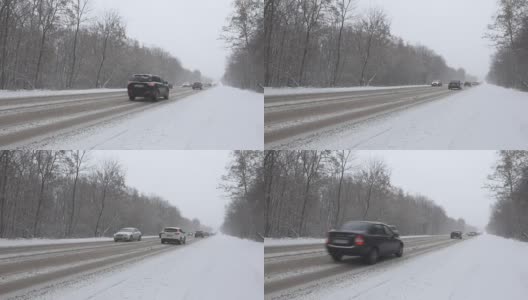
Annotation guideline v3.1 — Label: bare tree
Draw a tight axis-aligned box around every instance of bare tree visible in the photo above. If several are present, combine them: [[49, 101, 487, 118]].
[[94, 10, 124, 88], [33, 151, 61, 237], [64, 150, 88, 237], [93, 159, 124, 237], [331, 0, 355, 86], [66, 0, 90, 88], [356, 7, 391, 86]]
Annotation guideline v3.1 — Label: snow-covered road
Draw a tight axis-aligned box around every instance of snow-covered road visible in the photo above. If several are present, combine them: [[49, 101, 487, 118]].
[[2, 86, 262, 150], [269, 84, 528, 149], [279, 234, 527, 300], [7, 235, 262, 300]]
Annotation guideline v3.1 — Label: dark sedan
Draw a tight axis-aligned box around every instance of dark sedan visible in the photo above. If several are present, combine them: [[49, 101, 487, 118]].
[[127, 74, 170, 101], [448, 80, 463, 90], [326, 221, 403, 265]]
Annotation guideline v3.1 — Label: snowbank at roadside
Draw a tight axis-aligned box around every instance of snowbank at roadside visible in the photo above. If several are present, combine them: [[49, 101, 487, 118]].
[[0, 88, 125, 99], [265, 235, 434, 247], [265, 85, 428, 96], [0, 236, 159, 248]]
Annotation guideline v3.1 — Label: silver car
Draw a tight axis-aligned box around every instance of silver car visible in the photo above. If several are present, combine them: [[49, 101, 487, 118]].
[[114, 227, 142, 242]]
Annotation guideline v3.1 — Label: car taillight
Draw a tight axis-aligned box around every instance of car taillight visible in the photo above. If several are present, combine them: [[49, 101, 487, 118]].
[[354, 235, 365, 246], [148, 82, 156, 87]]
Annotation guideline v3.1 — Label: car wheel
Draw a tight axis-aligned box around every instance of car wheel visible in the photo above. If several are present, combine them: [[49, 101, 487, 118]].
[[138, 235, 142, 241], [395, 244, 403, 257], [365, 248, 379, 265], [152, 90, 159, 102], [161, 239, 165, 244], [129, 96, 135, 101], [330, 253, 343, 262], [164, 91, 169, 100], [114, 239, 118, 242]]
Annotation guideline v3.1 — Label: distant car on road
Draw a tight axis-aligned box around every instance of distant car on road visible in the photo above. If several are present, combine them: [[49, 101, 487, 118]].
[[182, 82, 191, 88], [431, 80, 443, 87], [326, 221, 403, 265], [114, 227, 142, 242], [450, 231, 463, 239], [464, 81, 472, 87], [204, 83, 212, 88], [448, 80, 463, 90], [127, 74, 170, 101], [194, 230, 205, 238], [192, 82, 203, 90], [467, 232, 478, 236], [160, 227, 187, 245]]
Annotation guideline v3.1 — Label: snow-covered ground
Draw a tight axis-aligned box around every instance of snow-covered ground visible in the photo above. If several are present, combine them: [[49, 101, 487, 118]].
[[0, 88, 125, 99], [265, 85, 428, 96], [304, 84, 528, 149], [32, 235, 263, 300], [36, 86, 263, 150], [292, 234, 528, 300]]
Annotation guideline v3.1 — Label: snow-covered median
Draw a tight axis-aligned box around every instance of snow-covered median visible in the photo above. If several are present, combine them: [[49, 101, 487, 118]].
[[35, 235, 263, 300], [305, 84, 528, 149], [0, 88, 125, 99], [0, 237, 114, 247], [265, 85, 428, 96], [37, 86, 263, 150], [0, 236, 159, 248], [265, 235, 434, 247], [295, 234, 528, 300]]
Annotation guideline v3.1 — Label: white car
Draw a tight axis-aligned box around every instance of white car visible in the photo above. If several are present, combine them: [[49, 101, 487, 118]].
[[160, 227, 187, 245], [114, 227, 142, 242]]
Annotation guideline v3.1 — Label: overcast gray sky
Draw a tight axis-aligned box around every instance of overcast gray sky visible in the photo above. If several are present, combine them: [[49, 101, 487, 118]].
[[357, 151, 498, 229], [92, 0, 232, 80], [92, 151, 232, 230], [358, 0, 497, 79]]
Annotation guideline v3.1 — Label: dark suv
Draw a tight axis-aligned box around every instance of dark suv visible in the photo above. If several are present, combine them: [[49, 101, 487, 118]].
[[127, 74, 170, 101], [326, 221, 404, 265], [194, 230, 204, 238], [192, 82, 203, 90], [448, 80, 463, 90], [450, 231, 463, 239]]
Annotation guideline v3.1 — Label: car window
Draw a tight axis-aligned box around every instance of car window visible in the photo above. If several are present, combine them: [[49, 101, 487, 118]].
[[152, 76, 161, 82], [164, 228, 180, 232], [340, 221, 370, 231], [383, 226, 393, 235], [369, 225, 385, 235]]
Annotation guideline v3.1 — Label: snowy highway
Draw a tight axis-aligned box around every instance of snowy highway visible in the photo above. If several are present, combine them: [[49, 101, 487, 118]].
[[0, 236, 195, 298], [265, 84, 528, 149], [265, 235, 466, 299], [265, 234, 528, 300], [0, 88, 198, 147], [0, 86, 263, 150], [265, 86, 455, 148]]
